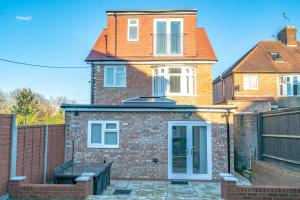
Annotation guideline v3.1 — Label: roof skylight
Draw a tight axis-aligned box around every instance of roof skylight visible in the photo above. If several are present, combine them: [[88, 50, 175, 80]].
[[270, 52, 284, 61]]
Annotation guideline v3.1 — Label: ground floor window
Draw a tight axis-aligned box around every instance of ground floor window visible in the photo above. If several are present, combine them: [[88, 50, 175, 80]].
[[279, 75, 300, 96], [88, 121, 119, 148]]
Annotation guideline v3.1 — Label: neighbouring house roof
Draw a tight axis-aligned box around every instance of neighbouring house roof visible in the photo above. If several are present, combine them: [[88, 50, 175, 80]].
[[61, 104, 236, 112], [213, 40, 300, 84], [85, 28, 217, 62]]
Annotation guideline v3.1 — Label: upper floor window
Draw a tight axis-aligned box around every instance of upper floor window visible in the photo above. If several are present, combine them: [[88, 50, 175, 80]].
[[154, 19, 183, 56], [104, 66, 126, 87], [279, 75, 300, 96], [243, 75, 258, 90], [88, 121, 119, 148], [128, 19, 139, 41], [153, 66, 195, 96]]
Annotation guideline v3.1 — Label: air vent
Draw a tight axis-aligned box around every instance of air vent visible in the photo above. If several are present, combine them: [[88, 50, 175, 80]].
[[171, 181, 189, 185], [113, 189, 132, 195]]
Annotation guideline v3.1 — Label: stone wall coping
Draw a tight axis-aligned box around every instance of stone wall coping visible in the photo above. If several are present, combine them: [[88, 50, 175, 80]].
[[222, 176, 238, 182], [81, 172, 95, 177], [219, 173, 233, 177], [10, 176, 26, 181], [75, 176, 91, 182]]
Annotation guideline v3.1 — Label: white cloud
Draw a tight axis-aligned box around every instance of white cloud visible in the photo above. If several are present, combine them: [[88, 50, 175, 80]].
[[15, 16, 32, 21]]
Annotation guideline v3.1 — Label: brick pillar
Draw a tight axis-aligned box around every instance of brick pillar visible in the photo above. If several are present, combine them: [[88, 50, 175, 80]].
[[219, 173, 237, 199], [9, 176, 26, 199], [75, 176, 93, 198]]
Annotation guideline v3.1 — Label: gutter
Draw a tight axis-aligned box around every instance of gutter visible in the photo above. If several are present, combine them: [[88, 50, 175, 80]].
[[61, 104, 236, 113]]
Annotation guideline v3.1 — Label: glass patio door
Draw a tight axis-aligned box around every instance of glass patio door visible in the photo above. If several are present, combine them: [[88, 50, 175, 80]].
[[168, 122, 211, 180]]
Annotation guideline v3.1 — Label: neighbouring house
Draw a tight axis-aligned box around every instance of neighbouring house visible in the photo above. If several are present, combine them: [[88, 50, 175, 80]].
[[213, 25, 300, 112], [62, 9, 236, 181]]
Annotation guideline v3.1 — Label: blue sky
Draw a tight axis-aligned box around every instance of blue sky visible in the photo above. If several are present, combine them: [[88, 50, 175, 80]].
[[1, 0, 299, 102]]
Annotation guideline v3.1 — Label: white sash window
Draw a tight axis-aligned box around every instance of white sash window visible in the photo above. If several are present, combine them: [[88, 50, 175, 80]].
[[153, 66, 196, 96]]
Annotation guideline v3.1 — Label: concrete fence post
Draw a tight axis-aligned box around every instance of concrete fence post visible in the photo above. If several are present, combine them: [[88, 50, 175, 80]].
[[10, 114, 17, 178], [43, 125, 49, 183]]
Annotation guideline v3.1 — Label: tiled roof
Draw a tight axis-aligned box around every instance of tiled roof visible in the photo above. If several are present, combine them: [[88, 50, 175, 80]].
[[85, 28, 217, 62], [233, 41, 300, 73], [214, 40, 300, 83]]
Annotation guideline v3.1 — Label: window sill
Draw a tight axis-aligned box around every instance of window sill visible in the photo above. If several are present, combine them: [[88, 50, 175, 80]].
[[278, 95, 300, 97], [167, 94, 197, 97], [243, 89, 258, 91], [153, 53, 184, 57], [87, 145, 119, 149], [104, 86, 127, 88]]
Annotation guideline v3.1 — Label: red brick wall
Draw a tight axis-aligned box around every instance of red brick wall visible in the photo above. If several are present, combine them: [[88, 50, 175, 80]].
[[92, 63, 213, 105], [65, 110, 234, 180], [0, 114, 13, 196], [10, 177, 93, 200], [16, 124, 65, 183], [221, 176, 300, 200]]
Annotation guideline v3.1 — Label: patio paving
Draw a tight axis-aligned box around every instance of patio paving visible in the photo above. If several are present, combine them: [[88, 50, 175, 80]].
[[86, 180, 222, 200]]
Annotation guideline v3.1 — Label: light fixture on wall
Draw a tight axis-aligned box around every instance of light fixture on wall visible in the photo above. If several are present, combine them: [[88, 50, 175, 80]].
[[183, 112, 192, 119], [74, 111, 80, 116]]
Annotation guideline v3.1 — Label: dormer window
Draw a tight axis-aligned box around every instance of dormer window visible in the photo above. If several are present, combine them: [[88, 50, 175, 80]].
[[128, 19, 139, 41], [154, 19, 183, 56], [270, 52, 283, 61]]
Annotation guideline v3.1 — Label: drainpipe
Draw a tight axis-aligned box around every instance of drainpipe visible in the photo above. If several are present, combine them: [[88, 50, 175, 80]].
[[225, 110, 231, 173], [114, 13, 118, 57], [90, 63, 94, 104]]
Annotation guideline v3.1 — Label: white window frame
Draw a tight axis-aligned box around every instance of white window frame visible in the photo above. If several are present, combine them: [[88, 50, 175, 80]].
[[104, 66, 126, 87], [87, 120, 119, 148], [278, 75, 300, 97], [243, 75, 258, 90], [153, 18, 184, 56], [128, 19, 139, 42], [152, 66, 196, 96]]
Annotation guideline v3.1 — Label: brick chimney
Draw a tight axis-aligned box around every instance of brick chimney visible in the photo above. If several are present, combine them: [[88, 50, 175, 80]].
[[277, 25, 297, 46]]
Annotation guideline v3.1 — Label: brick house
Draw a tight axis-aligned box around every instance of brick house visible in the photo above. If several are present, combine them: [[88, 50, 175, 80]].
[[213, 26, 300, 112], [62, 9, 236, 181]]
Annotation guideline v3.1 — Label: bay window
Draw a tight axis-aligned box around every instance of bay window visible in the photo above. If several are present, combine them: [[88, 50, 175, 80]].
[[154, 19, 183, 55], [279, 75, 300, 96], [88, 121, 119, 148], [153, 66, 196, 96], [104, 66, 126, 87]]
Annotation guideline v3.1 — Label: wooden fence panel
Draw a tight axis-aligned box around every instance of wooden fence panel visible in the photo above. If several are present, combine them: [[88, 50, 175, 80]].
[[260, 107, 300, 169], [46, 125, 65, 181], [0, 114, 65, 193]]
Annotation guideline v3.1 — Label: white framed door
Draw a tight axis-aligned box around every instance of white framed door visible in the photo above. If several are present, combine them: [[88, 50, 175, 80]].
[[168, 121, 212, 180]]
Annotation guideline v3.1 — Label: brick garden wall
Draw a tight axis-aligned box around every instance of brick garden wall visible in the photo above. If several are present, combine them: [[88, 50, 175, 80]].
[[221, 174, 300, 200], [65, 110, 234, 180], [10, 176, 93, 200], [0, 114, 13, 197]]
